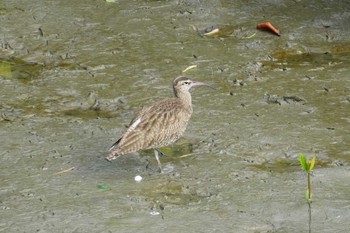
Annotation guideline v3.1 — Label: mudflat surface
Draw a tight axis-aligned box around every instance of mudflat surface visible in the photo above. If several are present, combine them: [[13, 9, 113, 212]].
[[1, 0, 349, 232]]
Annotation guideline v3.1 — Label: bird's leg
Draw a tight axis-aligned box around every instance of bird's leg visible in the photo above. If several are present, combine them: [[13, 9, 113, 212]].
[[154, 149, 163, 173]]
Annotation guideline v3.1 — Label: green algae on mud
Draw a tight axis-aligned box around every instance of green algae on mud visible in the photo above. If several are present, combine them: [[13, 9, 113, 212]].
[[262, 44, 350, 70], [0, 57, 43, 82]]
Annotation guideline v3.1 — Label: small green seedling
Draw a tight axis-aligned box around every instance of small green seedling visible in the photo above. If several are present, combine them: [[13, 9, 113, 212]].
[[299, 153, 316, 202]]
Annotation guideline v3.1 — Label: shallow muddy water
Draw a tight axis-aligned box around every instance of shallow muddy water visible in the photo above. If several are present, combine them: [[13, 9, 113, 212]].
[[1, 0, 350, 232]]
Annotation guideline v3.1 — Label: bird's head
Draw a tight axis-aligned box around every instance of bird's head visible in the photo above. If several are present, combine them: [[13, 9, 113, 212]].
[[173, 76, 213, 96]]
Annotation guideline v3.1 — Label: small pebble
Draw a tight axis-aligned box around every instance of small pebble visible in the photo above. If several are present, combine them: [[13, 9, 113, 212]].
[[134, 175, 143, 182]]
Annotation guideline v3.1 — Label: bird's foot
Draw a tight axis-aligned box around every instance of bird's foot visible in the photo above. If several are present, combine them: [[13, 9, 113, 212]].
[[157, 166, 163, 173], [161, 164, 174, 174]]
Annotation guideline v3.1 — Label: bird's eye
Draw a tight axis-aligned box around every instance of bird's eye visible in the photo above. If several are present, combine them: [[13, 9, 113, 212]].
[[184, 81, 190, 85]]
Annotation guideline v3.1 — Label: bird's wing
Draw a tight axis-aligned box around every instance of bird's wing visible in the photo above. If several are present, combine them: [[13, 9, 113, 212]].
[[109, 98, 190, 152], [127, 99, 190, 148], [109, 105, 152, 151], [146, 100, 191, 147]]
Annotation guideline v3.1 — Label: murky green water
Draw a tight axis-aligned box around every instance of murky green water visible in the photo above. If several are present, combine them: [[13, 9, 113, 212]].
[[1, 0, 350, 232]]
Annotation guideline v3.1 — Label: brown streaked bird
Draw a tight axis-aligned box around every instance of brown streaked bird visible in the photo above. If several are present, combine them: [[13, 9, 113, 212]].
[[106, 76, 212, 172]]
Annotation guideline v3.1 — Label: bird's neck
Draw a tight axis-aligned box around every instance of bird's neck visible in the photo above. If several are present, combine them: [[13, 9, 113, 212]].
[[174, 90, 192, 111]]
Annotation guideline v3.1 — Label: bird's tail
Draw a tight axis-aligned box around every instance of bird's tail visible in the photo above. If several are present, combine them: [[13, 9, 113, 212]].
[[105, 150, 120, 161], [106, 137, 122, 161]]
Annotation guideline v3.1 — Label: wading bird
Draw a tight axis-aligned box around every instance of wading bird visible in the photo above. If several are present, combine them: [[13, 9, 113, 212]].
[[106, 76, 212, 172]]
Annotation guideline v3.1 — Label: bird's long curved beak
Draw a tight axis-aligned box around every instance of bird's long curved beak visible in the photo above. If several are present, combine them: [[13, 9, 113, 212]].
[[192, 81, 216, 90]]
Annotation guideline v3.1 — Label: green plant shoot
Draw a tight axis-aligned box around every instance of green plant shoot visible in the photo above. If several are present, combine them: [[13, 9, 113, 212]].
[[299, 153, 316, 202]]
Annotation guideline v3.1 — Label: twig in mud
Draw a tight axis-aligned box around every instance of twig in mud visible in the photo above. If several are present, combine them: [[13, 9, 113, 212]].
[[182, 65, 197, 73], [178, 153, 194, 158], [53, 166, 75, 175]]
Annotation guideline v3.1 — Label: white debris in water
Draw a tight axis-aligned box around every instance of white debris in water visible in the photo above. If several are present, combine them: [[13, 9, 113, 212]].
[[134, 175, 142, 182], [149, 211, 160, 216]]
